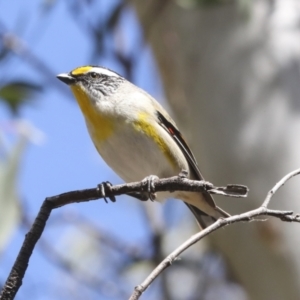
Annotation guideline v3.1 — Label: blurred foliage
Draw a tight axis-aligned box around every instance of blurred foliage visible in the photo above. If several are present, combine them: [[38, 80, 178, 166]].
[[66, 0, 134, 79], [0, 81, 42, 115], [0, 133, 26, 253]]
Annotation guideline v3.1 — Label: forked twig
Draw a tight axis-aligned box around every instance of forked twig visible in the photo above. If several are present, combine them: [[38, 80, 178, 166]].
[[129, 169, 300, 300]]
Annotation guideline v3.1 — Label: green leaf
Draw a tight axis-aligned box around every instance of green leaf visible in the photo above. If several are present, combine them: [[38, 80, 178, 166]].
[[0, 135, 26, 253], [0, 81, 42, 115]]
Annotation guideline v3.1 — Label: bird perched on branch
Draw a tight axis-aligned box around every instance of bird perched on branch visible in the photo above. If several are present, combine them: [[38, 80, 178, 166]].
[[57, 66, 229, 229]]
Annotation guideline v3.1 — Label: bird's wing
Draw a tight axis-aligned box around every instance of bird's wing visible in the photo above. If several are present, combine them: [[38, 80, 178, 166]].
[[156, 110, 225, 228], [156, 110, 215, 203]]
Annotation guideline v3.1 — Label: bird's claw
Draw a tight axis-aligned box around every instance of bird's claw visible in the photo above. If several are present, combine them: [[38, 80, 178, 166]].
[[179, 169, 188, 178], [142, 175, 159, 201], [97, 181, 116, 203]]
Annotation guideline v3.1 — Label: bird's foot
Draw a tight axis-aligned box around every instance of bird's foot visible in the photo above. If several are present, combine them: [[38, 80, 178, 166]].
[[178, 169, 188, 179], [97, 181, 116, 203], [142, 175, 159, 201]]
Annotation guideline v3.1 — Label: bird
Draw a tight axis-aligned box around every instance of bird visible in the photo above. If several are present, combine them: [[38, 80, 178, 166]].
[[57, 65, 230, 229]]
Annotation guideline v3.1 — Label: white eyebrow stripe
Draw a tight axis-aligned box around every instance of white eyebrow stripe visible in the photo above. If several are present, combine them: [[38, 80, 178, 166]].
[[90, 67, 121, 78]]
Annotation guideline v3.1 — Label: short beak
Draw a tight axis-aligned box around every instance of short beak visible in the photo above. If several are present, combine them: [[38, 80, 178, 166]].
[[56, 73, 76, 85]]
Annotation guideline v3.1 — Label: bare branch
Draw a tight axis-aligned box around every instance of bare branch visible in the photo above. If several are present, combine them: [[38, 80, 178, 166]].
[[0, 175, 247, 300], [47, 176, 248, 208], [129, 169, 300, 300], [0, 200, 53, 300], [129, 208, 300, 300]]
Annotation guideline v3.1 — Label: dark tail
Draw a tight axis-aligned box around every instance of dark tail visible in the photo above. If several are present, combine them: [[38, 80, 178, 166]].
[[186, 203, 230, 230]]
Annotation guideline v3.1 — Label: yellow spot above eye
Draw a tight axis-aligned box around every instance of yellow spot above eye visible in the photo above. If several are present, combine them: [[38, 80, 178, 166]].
[[133, 112, 176, 168], [70, 85, 114, 143], [71, 66, 93, 76]]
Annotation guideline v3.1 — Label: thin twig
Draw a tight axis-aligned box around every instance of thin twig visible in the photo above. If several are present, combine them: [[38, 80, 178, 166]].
[[129, 208, 299, 300], [129, 169, 300, 300], [262, 168, 300, 207]]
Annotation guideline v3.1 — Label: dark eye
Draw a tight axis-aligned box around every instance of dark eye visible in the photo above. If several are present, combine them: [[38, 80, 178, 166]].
[[90, 72, 99, 79]]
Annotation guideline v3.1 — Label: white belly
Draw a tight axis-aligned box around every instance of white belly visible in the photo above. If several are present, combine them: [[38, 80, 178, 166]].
[[86, 119, 189, 201]]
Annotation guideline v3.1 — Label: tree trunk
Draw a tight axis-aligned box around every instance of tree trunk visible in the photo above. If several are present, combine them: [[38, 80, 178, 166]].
[[132, 1, 300, 299]]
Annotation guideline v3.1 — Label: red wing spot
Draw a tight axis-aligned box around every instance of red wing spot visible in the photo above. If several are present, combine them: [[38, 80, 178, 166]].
[[168, 127, 175, 135]]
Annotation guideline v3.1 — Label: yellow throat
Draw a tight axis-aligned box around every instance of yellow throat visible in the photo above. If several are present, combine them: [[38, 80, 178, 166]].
[[70, 85, 114, 144]]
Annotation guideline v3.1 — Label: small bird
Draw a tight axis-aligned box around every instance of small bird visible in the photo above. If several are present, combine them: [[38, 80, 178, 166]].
[[57, 66, 229, 229]]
